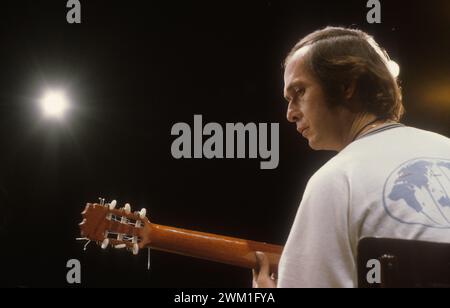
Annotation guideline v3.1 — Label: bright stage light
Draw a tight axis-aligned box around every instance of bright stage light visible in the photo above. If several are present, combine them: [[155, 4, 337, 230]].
[[40, 90, 70, 119]]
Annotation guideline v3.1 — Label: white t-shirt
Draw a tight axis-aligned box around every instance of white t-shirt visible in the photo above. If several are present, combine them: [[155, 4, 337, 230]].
[[278, 125, 450, 288]]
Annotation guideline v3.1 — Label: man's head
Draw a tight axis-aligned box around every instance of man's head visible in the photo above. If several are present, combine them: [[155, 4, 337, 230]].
[[283, 26, 404, 151]]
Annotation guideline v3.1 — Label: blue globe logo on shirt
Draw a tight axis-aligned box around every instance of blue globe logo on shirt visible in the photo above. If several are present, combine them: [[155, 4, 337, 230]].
[[383, 158, 450, 228]]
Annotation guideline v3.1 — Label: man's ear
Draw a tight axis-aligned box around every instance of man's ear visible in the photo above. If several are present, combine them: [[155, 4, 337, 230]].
[[343, 79, 357, 101], [341, 80, 361, 112]]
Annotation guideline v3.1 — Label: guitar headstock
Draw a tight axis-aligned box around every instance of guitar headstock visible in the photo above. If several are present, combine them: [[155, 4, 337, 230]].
[[79, 200, 152, 255]]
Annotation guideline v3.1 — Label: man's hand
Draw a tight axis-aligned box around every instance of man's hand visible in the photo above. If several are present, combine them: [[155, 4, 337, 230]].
[[252, 251, 277, 288]]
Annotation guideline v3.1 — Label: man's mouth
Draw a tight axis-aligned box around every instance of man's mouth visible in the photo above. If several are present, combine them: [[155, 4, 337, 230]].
[[302, 128, 309, 137], [298, 127, 309, 137]]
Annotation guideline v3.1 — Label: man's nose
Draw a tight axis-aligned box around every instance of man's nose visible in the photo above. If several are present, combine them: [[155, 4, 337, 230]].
[[286, 103, 301, 123]]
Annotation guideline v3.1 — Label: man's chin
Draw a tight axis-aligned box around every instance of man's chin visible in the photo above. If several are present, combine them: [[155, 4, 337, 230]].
[[308, 138, 329, 151], [308, 140, 340, 152], [307, 138, 320, 150]]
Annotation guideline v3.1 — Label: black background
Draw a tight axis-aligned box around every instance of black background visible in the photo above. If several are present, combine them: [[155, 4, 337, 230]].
[[0, 0, 449, 287]]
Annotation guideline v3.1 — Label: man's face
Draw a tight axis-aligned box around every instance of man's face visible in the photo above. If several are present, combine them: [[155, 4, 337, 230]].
[[283, 46, 352, 151]]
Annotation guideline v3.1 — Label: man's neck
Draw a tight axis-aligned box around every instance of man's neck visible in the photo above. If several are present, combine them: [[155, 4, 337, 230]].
[[339, 113, 389, 151]]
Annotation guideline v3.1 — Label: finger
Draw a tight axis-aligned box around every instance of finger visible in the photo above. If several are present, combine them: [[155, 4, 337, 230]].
[[252, 279, 258, 288], [255, 251, 270, 276], [252, 269, 258, 288]]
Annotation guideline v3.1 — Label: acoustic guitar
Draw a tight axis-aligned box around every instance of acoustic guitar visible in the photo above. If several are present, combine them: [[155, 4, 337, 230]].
[[79, 200, 283, 273]]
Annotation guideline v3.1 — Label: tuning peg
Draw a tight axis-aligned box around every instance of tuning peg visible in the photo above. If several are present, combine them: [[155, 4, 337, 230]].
[[79, 218, 87, 226], [109, 200, 117, 210], [115, 244, 127, 249], [132, 243, 139, 255], [124, 203, 131, 214], [139, 208, 147, 219], [101, 239, 110, 249], [81, 205, 89, 215]]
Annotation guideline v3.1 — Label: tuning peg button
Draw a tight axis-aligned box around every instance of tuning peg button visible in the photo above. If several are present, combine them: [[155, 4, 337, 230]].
[[124, 203, 131, 214], [132, 243, 139, 255], [109, 200, 117, 210], [101, 239, 110, 249], [139, 208, 147, 219]]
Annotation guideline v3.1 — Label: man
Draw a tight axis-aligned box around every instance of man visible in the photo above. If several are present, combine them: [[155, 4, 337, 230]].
[[252, 27, 450, 288]]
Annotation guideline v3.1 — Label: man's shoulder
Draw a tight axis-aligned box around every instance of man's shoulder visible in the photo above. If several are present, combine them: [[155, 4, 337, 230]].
[[395, 126, 450, 140], [314, 126, 450, 179], [338, 126, 450, 163], [353, 126, 450, 147], [310, 125, 450, 186]]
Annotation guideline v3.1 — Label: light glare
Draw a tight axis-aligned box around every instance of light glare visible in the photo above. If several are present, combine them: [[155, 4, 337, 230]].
[[40, 90, 69, 119], [388, 60, 400, 78]]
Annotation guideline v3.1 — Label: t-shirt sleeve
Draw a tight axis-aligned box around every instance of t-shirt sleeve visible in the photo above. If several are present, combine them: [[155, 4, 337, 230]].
[[278, 166, 356, 288]]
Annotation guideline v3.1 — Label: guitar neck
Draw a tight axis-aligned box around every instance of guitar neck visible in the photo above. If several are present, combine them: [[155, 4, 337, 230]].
[[145, 224, 283, 273]]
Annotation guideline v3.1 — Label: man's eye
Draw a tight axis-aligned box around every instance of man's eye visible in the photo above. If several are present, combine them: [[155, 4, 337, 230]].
[[295, 87, 305, 96]]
